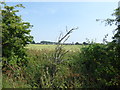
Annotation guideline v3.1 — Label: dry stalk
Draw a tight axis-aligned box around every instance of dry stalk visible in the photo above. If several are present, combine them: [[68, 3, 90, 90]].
[[50, 27, 78, 85], [54, 27, 78, 64], [42, 26, 78, 88]]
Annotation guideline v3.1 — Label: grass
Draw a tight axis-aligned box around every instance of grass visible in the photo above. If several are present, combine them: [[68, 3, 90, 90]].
[[0, 57, 2, 89], [0, 70, 2, 89], [26, 44, 82, 51], [2, 44, 88, 88], [3, 44, 83, 88], [24, 47, 82, 88], [3, 43, 120, 88]]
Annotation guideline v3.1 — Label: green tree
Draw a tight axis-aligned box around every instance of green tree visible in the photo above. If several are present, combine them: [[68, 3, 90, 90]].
[[1, 3, 33, 67], [102, 7, 120, 75], [78, 6, 120, 88], [96, 7, 120, 43], [112, 7, 120, 43], [31, 40, 35, 44]]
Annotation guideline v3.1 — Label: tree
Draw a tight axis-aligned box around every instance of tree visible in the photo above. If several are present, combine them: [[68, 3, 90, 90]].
[[94, 5, 120, 88], [1, 3, 33, 67], [112, 7, 120, 43], [31, 40, 35, 44], [83, 42, 88, 45], [75, 42, 79, 45], [96, 7, 120, 44]]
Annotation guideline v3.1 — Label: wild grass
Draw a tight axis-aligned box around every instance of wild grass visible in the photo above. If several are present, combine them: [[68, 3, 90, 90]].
[[26, 44, 82, 51], [23, 47, 82, 88], [2, 47, 81, 88], [3, 43, 120, 88]]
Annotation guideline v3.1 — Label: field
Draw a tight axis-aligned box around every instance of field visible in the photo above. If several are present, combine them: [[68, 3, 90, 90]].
[[26, 44, 82, 51]]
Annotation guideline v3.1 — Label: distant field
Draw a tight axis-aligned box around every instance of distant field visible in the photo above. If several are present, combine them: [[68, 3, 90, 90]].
[[26, 44, 83, 51]]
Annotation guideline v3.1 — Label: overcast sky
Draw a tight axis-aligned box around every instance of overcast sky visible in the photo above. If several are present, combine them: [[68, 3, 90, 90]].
[[6, 2, 118, 43]]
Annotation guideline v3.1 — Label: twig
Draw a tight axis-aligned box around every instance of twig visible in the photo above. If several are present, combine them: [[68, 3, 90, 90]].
[[58, 27, 78, 43]]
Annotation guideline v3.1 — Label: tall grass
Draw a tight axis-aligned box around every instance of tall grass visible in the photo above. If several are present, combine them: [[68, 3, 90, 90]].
[[3, 43, 120, 88], [24, 47, 81, 88], [2, 47, 83, 88]]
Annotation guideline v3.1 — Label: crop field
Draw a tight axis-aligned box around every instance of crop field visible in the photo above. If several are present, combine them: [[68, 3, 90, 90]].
[[26, 44, 83, 51]]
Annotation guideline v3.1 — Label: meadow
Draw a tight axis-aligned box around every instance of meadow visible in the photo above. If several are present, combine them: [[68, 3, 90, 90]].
[[26, 44, 82, 51]]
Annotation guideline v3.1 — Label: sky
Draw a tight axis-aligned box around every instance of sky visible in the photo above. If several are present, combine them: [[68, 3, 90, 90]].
[[5, 2, 118, 43]]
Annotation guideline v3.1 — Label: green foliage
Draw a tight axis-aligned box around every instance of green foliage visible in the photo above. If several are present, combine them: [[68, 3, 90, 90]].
[[97, 7, 120, 44], [90, 7, 120, 88], [2, 75, 31, 88], [2, 47, 80, 88], [21, 49, 72, 88], [3, 43, 120, 88], [71, 43, 120, 88], [1, 3, 33, 67]]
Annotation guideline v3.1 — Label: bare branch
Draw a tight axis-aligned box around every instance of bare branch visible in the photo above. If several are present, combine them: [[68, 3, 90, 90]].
[[58, 27, 78, 43]]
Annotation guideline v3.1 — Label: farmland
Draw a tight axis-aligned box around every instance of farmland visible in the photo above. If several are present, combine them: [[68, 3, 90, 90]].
[[26, 44, 82, 51]]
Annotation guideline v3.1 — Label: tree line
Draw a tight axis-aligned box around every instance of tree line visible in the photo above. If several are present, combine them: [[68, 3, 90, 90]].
[[31, 40, 92, 45]]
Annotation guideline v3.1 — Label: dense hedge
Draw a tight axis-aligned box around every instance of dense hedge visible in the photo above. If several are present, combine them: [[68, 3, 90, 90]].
[[71, 43, 120, 88]]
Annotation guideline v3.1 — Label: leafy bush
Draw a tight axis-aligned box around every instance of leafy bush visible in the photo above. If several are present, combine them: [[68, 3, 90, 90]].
[[71, 43, 120, 88], [23, 49, 71, 88], [1, 3, 33, 68]]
